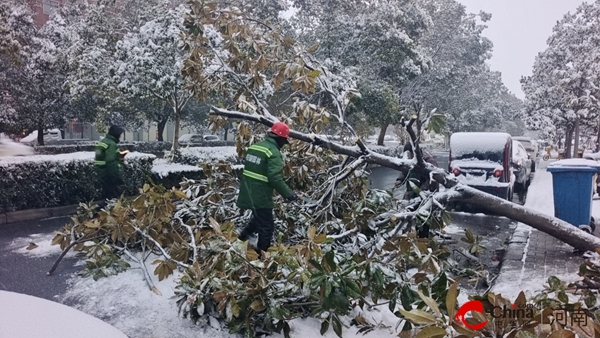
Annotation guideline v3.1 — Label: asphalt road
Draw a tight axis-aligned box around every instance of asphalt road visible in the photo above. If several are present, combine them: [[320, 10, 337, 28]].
[[0, 216, 79, 302]]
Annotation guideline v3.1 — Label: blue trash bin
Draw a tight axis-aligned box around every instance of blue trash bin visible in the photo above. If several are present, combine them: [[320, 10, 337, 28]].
[[547, 159, 600, 231]]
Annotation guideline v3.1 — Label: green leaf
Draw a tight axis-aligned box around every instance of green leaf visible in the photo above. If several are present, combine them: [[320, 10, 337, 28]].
[[332, 314, 342, 338], [344, 279, 362, 298], [324, 250, 337, 271], [283, 322, 291, 338], [557, 291, 569, 303], [398, 308, 438, 325], [310, 259, 324, 271], [426, 113, 445, 134], [548, 276, 562, 291], [320, 318, 330, 335], [401, 284, 417, 310], [415, 326, 447, 338], [431, 273, 448, 296], [585, 291, 597, 308]]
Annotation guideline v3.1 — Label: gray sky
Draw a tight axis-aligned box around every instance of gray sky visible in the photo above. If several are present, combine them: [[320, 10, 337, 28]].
[[456, 0, 588, 99]]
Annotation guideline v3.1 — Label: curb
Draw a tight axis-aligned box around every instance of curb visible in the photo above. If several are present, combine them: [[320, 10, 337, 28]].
[[0, 204, 79, 226]]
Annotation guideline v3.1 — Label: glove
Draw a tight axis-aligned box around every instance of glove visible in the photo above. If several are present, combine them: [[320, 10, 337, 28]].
[[287, 192, 298, 202]]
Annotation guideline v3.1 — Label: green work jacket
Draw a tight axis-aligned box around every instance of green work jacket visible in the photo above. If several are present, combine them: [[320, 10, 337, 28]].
[[94, 134, 122, 182], [236, 136, 293, 209]]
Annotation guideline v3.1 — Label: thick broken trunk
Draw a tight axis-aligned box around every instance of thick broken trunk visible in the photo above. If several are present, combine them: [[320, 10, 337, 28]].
[[209, 107, 600, 251], [454, 185, 600, 251]]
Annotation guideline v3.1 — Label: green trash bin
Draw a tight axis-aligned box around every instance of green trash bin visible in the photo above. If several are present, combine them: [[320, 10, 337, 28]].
[[547, 159, 600, 233]]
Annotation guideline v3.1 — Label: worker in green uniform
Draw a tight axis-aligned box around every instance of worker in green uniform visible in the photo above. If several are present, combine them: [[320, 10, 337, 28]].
[[236, 122, 298, 253], [95, 125, 125, 199]]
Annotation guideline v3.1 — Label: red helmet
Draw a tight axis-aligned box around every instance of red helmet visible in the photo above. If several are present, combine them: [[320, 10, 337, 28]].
[[269, 122, 290, 138]]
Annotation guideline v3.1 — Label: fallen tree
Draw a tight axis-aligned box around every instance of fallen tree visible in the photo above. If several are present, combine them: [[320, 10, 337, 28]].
[[210, 107, 600, 252]]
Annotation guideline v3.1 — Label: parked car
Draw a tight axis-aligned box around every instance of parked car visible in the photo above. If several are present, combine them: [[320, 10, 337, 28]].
[[449, 132, 514, 200], [178, 134, 220, 145], [511, 140, 533, 195], [512, 136, 538, 170], [19, 129, 62, 146], [178, 134, 203, 145]]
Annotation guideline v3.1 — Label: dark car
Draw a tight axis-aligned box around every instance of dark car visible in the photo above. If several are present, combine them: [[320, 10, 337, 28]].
[[449, 132, 514, 200], [512, 136, 537, 171], [512, 140, 533, 198]]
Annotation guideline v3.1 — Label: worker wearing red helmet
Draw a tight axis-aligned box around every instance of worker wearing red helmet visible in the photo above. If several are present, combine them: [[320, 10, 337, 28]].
[[236, 121, 298, 253]]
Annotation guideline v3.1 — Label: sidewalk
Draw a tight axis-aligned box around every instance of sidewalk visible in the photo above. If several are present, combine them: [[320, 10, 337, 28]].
[[491, 160, 595, 299]]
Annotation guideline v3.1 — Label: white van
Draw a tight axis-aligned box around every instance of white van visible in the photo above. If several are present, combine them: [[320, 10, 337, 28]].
[[19, 129, 62, 146]]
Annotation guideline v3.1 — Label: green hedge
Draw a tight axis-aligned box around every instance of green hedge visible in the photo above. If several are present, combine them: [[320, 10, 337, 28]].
[[0, 152, 155, 213]]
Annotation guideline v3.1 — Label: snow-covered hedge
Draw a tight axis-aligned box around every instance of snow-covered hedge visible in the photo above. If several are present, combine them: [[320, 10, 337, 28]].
[[167, 146, 241, 165], [34, 141, 236, 155], [0, 152, 155, 213]]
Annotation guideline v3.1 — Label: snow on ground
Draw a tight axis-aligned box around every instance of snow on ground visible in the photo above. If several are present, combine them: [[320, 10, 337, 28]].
[[490, 158, 600, 300], [7, 232, 76, 258]]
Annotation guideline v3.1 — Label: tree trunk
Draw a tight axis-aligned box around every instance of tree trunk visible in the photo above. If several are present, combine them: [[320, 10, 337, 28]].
[[210, 107, 600, 251], [377, 123, 389, 146], [596, 117, 600, 152], [172, 108, 181, 153], [37, 126, 44, 146], [157, 117, 168, 142], [573, 116, 580, 158], [564, 126, 573, 159], [452, 185, 600, 251]]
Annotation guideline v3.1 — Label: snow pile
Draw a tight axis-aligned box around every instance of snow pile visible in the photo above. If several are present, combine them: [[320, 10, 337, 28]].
[[178, 146, 238, 160], [151, 158, 203, 178]]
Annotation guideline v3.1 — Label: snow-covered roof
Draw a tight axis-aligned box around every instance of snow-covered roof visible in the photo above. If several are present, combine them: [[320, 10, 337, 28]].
[[450, 132, 511, 157]]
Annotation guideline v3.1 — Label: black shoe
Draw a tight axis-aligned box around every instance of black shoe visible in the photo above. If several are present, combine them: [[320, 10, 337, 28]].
[[238, 229, 251, 241]]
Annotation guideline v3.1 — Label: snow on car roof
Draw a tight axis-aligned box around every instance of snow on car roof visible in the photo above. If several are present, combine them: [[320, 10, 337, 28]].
[[450, 132, 511, 157]]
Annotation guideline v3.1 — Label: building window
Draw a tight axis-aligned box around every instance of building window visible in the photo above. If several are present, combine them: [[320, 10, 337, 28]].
[[42, 0, 59, 15]]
